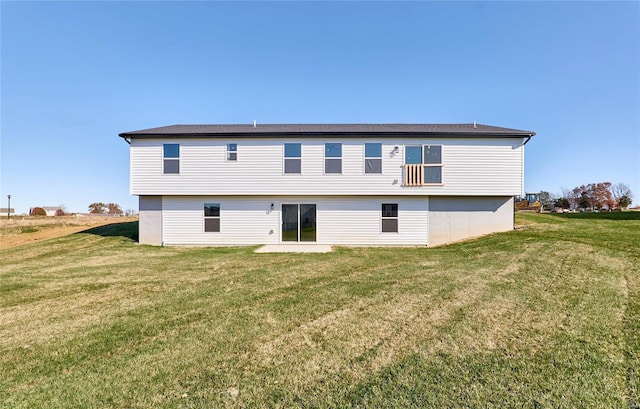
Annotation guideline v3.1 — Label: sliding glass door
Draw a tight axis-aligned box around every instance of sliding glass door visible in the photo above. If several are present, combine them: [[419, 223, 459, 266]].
[[299, 204, 316, 242], [282, 204, 316, 242], [282, 204, 299, 242]]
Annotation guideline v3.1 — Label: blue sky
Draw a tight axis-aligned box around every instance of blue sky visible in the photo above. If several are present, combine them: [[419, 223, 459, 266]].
[[1, 1, 639, 214]]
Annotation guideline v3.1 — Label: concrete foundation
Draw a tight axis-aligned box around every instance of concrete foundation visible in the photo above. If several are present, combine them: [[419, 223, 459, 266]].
[[139, 196, 163, 245], [428, 196, 514, 246]]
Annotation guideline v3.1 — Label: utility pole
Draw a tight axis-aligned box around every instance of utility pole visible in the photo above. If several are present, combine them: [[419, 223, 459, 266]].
[[7, 195, 11, 220]]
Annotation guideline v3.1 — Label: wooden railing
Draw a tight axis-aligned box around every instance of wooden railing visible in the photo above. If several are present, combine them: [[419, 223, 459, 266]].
[[403, 164, 424, 187]]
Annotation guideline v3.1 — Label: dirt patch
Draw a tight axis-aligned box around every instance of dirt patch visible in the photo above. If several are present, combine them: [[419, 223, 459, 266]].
[[0, 217, 137, 250]]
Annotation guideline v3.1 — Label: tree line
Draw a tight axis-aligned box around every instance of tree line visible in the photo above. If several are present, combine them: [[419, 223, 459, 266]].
[[88, 202, 135, 216], [28, 203, 134, 216], [539, 182, 634, 211]]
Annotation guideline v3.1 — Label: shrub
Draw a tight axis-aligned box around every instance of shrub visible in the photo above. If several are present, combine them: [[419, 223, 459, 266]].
[[30, 207, 46, 216]]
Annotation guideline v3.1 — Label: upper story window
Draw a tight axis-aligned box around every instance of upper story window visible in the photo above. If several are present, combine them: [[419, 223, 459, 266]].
[[423, 145, 442, 183], [325, 143, 342, 174], [284, 143, 301, 174], [365, 143, 382, 174], [227, 143, 237, 161], [405, 146, 422, 164], [163, 144, 180, 174], [404, 145, 442, 184]]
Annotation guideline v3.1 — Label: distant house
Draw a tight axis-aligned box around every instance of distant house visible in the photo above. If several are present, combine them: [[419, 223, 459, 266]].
[[0, 208, 15, 216], [119, 123, 535, 246], [30, 206, 63, 216], [43, 207, 63, 216]]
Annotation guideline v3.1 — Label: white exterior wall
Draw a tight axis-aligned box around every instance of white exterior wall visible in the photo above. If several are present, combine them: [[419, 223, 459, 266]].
[[130, 137, 526, 197], [428, 196, 514, 246], [161, 196, 429, 246]]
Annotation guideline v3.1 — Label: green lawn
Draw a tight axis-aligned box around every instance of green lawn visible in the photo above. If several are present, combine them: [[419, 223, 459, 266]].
[[1, 213, 639, 408]]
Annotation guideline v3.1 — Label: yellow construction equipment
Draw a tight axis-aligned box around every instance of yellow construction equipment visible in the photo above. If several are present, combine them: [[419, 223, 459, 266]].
[[515, 193, 542, 212]]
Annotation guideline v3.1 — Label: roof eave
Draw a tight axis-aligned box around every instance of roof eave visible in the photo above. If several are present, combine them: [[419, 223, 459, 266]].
[[119, 130, 535, 139]]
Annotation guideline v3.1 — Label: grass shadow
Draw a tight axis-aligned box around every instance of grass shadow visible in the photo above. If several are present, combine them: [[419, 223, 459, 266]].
[[78, 221, 139, 242]]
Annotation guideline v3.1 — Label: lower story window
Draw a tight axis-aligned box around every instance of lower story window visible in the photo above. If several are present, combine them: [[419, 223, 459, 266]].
[[381, 203, 398, 233], [204, 203, 220, 232]]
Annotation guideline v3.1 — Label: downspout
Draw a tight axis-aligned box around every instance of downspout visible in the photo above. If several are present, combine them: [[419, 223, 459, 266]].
[[515, 135, 532, 228], [521, 136, 527, 197]]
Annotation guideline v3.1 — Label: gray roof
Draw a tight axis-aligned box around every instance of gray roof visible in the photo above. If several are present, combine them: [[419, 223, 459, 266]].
[[119, 123, 535, 139]]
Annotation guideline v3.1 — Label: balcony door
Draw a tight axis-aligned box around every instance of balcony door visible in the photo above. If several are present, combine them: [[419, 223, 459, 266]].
[[282, 204, 316, 242]]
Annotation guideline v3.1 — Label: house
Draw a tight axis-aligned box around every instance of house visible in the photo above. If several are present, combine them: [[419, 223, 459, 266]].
[[119, 123, 535, 246], [29, 206, 63, 216], [0, 208, 15, 216], [29, 206, 62, 216], [43, 206, 64, 216]]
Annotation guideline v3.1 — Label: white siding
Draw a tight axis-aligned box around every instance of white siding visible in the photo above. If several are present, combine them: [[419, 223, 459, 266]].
[[131, 137, 525, 197], [161, 196, 428, 246], [162, 197, 280, 246], [317, 197, 428, 245]]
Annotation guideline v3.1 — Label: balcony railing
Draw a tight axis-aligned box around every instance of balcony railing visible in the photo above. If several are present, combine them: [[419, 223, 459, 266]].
[[403, 164, 424, 187]]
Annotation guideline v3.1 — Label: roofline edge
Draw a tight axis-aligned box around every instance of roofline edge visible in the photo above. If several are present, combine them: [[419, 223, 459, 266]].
[[119, 131, 536, 138]]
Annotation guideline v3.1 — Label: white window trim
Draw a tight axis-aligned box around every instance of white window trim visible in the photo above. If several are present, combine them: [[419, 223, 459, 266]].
[[162, 144, 180, 175], [324, 142, 342, 175], [283, 143, 302, 175], [364, 142, 383, 175], [404, 144, 444, 185], [203, 202, 221, 233], [423, 144, 443, 185], [226, 143, 238, 162], [381, 203, 399, 233]]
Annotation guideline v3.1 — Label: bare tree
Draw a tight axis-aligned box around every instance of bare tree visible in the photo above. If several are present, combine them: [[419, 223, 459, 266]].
[[561, 186, 578, 209], [612, 183, 634, 209]]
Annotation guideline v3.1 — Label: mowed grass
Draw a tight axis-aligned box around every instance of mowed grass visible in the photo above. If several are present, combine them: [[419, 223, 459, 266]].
[[1, 213, 639, 408]]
